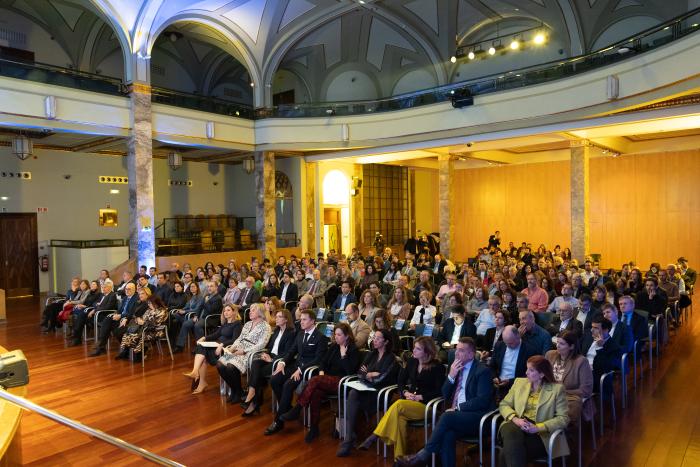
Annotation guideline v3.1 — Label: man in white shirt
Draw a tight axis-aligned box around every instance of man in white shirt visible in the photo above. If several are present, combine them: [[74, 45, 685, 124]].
[[547, 284, 580, 312], [581, 260, 595, 286]]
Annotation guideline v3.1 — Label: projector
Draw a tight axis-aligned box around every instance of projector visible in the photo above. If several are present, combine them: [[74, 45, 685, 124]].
[[0, 350, 29, 388]]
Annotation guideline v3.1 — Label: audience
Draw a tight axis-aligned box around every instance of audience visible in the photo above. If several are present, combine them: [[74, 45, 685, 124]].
[[581, 316, 622, 392], [345, 303, 370, 348], [545, 331, 593, 421], [117, 295, 168, 362]]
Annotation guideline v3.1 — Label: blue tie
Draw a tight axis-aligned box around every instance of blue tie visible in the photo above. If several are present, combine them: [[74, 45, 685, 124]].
[[122, 296, 131, 316]]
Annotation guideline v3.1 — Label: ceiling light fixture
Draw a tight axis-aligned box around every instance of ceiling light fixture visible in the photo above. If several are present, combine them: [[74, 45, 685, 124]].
[[450, 55, 457, 63], [467, 50, 475, 60], [243, 156, 255, 174], [168, 151, 182, 170], [488, 45, 496, 55], [533, 32, 546, 45], [12, 135, 33, 160]]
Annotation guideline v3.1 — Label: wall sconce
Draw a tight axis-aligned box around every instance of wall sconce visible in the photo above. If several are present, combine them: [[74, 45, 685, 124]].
[[168, 151, 182, 170], [12, 135, 33, 160], [243, 157, 255, 174]]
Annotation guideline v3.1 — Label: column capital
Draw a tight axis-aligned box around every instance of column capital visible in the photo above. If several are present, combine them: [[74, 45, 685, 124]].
[[570, 139, 592, 148], [126, 83, 152, 95]]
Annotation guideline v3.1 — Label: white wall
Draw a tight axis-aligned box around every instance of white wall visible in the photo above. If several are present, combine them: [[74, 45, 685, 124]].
[[51, 246, 128, 293], [325, 71, 378, 102]]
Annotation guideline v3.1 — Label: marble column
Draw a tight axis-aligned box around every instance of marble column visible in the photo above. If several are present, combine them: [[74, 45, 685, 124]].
[[438, 154, 455, 260], [255, 151, 276, 260], [570, 140, 590, 263], [353, 164, 364, 250], [126, 82, 155, 268], [305, 161, 317, 256]]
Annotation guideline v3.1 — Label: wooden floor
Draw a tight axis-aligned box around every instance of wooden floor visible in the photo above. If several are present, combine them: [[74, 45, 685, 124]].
[[1, 297, 699, 466]]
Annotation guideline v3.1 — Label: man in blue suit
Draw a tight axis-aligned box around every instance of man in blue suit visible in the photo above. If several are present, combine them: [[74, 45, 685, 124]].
[[396, 336, 495, 467], [89, 282, 137, 356], [331, 280, 356, 310]]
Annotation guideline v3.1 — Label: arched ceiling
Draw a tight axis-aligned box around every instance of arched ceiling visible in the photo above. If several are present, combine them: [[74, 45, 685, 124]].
[[0, 0, 690, 105]]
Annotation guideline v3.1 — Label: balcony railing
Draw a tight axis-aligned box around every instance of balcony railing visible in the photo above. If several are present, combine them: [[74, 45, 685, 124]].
[[150, 87, 255, 119]]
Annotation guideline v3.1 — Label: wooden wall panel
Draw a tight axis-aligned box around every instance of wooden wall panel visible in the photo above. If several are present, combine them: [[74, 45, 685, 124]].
[[451, 150, 700, 268]]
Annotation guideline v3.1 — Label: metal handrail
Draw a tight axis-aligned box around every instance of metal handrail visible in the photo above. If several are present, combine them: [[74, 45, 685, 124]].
[[0, 389, 185, 467]]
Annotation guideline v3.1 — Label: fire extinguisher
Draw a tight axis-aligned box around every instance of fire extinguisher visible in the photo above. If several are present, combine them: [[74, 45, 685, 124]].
[[40, 255, 49, 272]]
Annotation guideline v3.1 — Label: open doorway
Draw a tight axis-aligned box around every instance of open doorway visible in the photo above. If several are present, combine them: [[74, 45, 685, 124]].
[[323, 208, 341, 253]]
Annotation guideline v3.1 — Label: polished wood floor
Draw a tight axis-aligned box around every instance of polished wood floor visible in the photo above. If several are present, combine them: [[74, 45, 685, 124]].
[[1, 297, 699, 466]]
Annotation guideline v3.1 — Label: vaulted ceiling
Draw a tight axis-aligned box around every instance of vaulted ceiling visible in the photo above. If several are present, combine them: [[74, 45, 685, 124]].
[[0, 0, 688, 105]]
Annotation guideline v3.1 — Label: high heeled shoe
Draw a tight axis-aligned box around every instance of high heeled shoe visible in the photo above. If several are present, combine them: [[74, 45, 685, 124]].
[[191, 383, 209, 395], [241, 403, 260, 417], [182, 371, 197, 379]]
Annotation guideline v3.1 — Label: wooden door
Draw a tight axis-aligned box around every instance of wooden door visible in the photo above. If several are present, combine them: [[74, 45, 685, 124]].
[[0, 214, 39, 297]]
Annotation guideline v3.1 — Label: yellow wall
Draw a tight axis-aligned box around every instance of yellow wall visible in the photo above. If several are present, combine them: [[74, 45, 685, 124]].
[[451, 151, 700, 268], [412, 168, 439, 235]]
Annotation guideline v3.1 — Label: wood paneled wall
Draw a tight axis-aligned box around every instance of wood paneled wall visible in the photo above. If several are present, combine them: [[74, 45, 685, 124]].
[[451, 150, 700, 269]]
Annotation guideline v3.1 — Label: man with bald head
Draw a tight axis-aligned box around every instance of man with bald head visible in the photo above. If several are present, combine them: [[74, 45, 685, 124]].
[[489, 325, 535, 395]]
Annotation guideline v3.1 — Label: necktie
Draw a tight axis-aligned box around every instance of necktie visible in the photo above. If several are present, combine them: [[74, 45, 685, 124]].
[[242, 288, 250, 305], [452, 368, 464, 409], [419, 307, 425, 324], [303, 333, 309, 346], [309, 281, 316, 294], [626, 313, 631, 326]]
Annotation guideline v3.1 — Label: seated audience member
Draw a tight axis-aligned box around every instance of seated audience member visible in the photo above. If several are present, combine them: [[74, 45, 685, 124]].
[[280, 322, 360, 443], [167, 281, 187, 310], [292, 293, 315, 322], [581, 316, 622, 392], [467, 286, 488, 315], [603, 303, 633, 354], [236, 275, 262, 309], [436, 272, 461, 304], [490, 325, 536, 396], [265, 310, 329, 436], [571, 273, 591, 299], [368, 309, 401, 353], [481, 309, 508, 355], [386, 286, 411, 321], [331, 280, 357, 310], [55, 279, 91, 330], [41, 277, 81, 332], [148, 267, 158, 286], [396, 337, 495, 467], [498, 356, 570, 467], [87, 281, 136, 356], [401, 258, 418, 287], [279, 271, 299, 305], [116, 295, 168, 362], [216, 303, 272, 404], [545, 331, 593, 421], [619, 295, 649, 347], [115, 271, 136, 298], [635, 277, 667, 318], [241, 309, 296, 416], [137, 275, 156, 295], [502, 288, 519, 324], [678, 257, 696, 288], [173, 281, 223, 353], [475, 296, 500, 337], [658, 269, 680, 305], [547, 302, 583, 338], [154, 273, 172, 304], [362, 264, 380, 289], [68, 280, 101, 335], [184, 305, 243, 394], [519, 310, 552, 355], [547, 284, 580, 313], [409, 290, 437, 331], [222, 277, 241, 306], [337, 328, 398, 457], [359, 289, 382, 324], [438, 305, 477, 356], [575, 294, 600, 332], [262, 273, 282, 300], [591, 285, 608, 311], [172, 282, 204, 330], [412, 270, 434, 306], [521, 273, 548, 313], [345, 303, 370, 348], [358, 337, 446, 461], [304, 269, 327, 306]]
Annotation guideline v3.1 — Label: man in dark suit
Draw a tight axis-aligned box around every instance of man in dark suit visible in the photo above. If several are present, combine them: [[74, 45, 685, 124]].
[[635, 277, 668, 318], [431, 253, 447, 285], [89, 282, 137, 356], [279, 271, 299, 305], [581, 316, 622, 392], [236, 275, 261, 308], [576, 294, 601, 333], [546, 302, 583, 338], [396, 337, 495, 467], [71, 279, 118, 346], [194, 281, 223, 340], [115, 271, 136, 298], [437, 305, 477, 361], [265, 309, 328, 435], [331, 280, 356, 310], [137, 275, 156, 295], [619, 295, 649, 344], [679, 257, 696, 288], [412, 270, 434, 306], [154, 272, 172, 304], [603, 303, 633, 354], [571, 274, 591, 300], [490, 325, 535, 396]]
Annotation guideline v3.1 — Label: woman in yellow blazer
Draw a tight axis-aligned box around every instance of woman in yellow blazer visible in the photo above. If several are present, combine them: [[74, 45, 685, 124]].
[[498, 355, 570, 467]]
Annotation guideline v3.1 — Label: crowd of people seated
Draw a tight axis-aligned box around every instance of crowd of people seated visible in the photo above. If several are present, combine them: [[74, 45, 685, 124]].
[[40, 237, 695, 465]]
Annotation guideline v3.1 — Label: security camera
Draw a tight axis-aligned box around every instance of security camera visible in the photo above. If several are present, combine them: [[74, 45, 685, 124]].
[[466, 142, 473, 147], [63, 174, 71, 180]]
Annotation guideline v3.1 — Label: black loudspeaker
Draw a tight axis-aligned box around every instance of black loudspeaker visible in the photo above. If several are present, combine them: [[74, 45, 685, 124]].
[[451, 88, 473, 108]]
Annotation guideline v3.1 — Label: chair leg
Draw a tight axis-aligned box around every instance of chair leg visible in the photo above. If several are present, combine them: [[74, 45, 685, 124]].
[[165, 333, 173, 361]]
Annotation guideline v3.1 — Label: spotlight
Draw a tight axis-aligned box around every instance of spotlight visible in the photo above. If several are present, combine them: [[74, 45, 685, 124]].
[[488, 46, 496, 55], [510, 39, 520, 50], [250, 82, 254, 87], [533, 32, 546, 45], [450, 55, 457, 63], [468, 50, 475, 60]]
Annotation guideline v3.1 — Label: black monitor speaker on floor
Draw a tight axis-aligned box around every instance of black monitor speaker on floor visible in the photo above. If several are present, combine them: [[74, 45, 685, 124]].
[[451, 88, 473, 108]]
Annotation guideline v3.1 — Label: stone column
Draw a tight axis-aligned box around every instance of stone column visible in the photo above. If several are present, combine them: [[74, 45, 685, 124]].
[[353, 164, 363, 251], [126, 82, 155, 268], [570, 140, 590, 263], [255, 151, 276, 260], [305, 161, 317, 256], [438, 154, 455, 260]]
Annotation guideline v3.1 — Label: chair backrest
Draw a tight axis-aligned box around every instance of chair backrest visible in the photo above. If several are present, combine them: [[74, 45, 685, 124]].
[[536, 312, 556, 329]]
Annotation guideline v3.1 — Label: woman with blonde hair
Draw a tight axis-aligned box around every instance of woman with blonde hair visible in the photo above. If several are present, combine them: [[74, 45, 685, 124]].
[[359, 336, 445, 459], [386, 286, 411, 321], [216, 303, 272, 404]]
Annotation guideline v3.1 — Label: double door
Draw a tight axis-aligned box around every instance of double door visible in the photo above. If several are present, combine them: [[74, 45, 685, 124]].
[[0, 213, 39, 297]]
